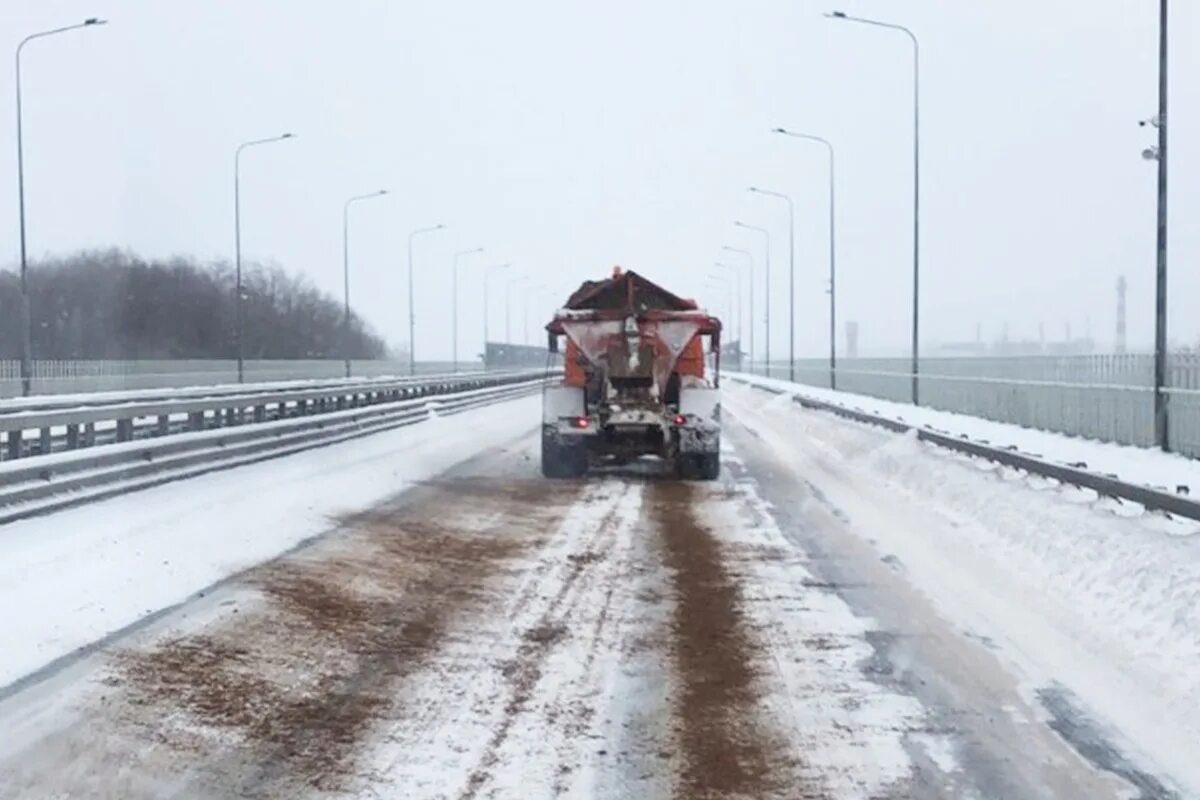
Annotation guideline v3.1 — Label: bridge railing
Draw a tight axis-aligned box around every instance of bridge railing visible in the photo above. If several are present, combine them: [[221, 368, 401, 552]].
[[745, 353, 1200, 458], [0, 369, 542, 462]]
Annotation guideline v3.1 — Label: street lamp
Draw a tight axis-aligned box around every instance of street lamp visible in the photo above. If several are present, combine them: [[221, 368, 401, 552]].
[[1142, 1, 1170, 449], [774, 127, 837, 390], [506, 275, 531, 344], [407, 223, 447, 375], [827, 9, 920, 404], [726, 236, 762, 371], [713, 262, 743, 355], [14, 17, 108, 397], [342, 189, 388, 378], [748, 187, 796, 381], [451, 247, 484, 372], [234, 132, 294, 383]]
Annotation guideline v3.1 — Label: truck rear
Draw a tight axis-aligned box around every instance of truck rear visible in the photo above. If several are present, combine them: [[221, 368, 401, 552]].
[[541, 267, 721, 479]]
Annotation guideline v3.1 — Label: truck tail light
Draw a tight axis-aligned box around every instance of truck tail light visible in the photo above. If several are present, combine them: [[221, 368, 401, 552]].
[[573, 416, 591, 429], [673, 414, 687, 426]]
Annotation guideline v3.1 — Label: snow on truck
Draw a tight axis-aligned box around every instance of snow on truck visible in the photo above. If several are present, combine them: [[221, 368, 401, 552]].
[[541, 267, 722, 479]]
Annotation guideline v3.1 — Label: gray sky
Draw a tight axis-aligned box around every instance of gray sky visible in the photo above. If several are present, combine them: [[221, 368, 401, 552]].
[[0, 1, 1195, 359]]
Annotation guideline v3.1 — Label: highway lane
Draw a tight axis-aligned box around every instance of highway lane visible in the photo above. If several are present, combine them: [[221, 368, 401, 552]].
[[0, 387, 1183, 798]]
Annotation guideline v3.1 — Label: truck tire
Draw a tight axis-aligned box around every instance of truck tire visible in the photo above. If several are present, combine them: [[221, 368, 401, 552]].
[[542, 431, 588, 478]]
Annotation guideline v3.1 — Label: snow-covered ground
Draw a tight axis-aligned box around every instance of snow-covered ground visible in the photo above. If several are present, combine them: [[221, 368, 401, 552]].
[[724, 382, 1200, 797], [0, 394, 541, 693], [731, 371, 1200, 495], [2, 377, 1196, 797]]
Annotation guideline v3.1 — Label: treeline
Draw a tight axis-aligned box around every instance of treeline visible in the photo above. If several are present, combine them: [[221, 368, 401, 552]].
[[0, 249, 388, 360]]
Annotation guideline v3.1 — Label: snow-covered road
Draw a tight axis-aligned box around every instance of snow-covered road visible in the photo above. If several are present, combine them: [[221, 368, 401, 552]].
[[0, 383, 1195, 798]]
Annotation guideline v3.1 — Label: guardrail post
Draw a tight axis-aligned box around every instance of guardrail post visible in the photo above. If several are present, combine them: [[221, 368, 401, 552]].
[[6, 430, 22, 460], [39, 427, 51, 456], [157, 415, 170, 436], [66, 424, 80, 450], [116, 418, 134, 442], [254, 405, 266, 423], [84, 422, 96, 446], [188, 412, 204, 431], [277, 401, 287, 419]]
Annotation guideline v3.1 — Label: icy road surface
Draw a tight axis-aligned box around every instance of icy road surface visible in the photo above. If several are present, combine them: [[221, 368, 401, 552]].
[[0, 384, 1195, 798]]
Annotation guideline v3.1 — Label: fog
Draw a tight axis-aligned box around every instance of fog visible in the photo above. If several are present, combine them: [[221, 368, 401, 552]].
[[0, 1, 1195, 359]]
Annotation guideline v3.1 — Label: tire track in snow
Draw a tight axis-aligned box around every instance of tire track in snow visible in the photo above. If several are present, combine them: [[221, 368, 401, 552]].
[[455, 478, 647, 799]]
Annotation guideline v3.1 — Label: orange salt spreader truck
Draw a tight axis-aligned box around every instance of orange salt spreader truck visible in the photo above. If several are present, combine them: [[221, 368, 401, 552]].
[[542, 267, 722, 479]]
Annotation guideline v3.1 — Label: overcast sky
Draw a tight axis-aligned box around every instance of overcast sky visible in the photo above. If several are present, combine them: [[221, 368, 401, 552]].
[[0, 1, 1195, 360]]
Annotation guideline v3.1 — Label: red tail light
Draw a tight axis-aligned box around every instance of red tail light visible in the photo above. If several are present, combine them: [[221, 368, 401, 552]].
[[573, 416, 591, 429], [673, 414, 687, 426]]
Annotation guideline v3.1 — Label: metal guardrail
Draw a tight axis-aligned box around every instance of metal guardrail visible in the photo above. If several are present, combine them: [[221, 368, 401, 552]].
[[0, 375, 547, 525], [0, 370, 538, 462], [733, 376, 1200, 523]]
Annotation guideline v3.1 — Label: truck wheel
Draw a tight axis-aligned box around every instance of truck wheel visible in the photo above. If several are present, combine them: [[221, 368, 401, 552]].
[[542, 431, 588, 478]]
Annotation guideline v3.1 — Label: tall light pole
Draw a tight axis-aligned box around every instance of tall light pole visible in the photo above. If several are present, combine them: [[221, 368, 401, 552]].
[[342, 189, 388, 378], [407, 223, 446, 375], [827, 9, 920, 404], [748, 187, 796, 381], [482, 263, 510, 365], [1144, 1, 1170, 450], [234, 133, 294, 383], [506, 275, 530, 344], [728, 234, 763, 370], [451, 247, 484, 372], [774, 127, 837, 390], [15, 17, 107, 397], [711, 264, 742, 351]]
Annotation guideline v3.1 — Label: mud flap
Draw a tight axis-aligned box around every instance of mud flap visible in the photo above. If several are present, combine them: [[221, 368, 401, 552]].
[[541, 426, 588, 478]]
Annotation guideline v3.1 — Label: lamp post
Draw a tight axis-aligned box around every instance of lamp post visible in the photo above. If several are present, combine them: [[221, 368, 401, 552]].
[[727, 234, 763, 371], [407, 223, 446, 375], [774, 127, 837, 390], [1144, 1, 1170, 449], [342, 190, 388, 378], [452, 247, 484, 372], [234, 133, 294, 383], [506, 275, 530, 344], [15, 17, 108, 397], [748, 188, 796, 381], [827, 9, 920, 403], [482, 264, 510, 366]]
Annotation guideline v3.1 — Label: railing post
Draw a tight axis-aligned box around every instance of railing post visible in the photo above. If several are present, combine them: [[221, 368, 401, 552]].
[[116, 419, 133, 442], [39, 426, 51, 455], [6, 430, 22, 460]]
